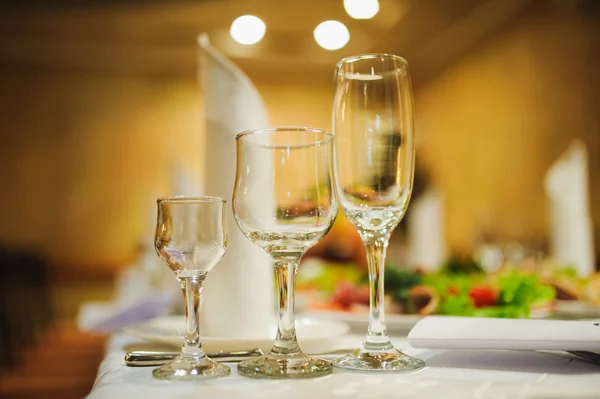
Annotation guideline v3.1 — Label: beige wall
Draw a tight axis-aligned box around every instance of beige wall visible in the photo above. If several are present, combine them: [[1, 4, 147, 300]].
[[0, 71, 334, 273], [0, 7, 598, 317], [260, 83, 333, 130], [0, 71, 335, 317], [416, 8, 600, 254], [0, 72, 202, 271]]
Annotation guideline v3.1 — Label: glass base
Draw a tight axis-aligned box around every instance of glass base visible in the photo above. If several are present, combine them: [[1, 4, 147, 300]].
[[152, 355, 231, 380], [333, 347, 425, 372], [237, 352, 333, 379]]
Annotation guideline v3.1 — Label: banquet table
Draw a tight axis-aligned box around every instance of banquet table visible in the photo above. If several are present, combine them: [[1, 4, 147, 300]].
[[86, 330, 600, 399]]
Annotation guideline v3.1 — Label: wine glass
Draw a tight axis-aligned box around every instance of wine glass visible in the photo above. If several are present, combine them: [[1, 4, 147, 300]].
[[153, 196, 229, 380], [331, 54, 425, 371], [232, 127, 338, 379]]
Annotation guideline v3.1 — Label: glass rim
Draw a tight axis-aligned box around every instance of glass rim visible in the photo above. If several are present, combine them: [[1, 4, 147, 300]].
[[157, 196, 227, 204], [235, 126, 333, 148], [336, 53, 408, 67]]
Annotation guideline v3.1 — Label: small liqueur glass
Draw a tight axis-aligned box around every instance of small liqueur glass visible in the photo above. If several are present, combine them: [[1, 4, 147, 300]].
[[153, 196, 230, 380]]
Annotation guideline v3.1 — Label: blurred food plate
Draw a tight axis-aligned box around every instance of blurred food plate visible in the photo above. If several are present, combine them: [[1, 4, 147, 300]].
[[122, 315, 350, 354], [297, 257, 559, 322]]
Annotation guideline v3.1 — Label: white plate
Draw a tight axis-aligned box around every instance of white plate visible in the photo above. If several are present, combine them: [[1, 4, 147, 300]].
[[305, 308, 553, 335], [123, 316, 350, 354], [305, 311, 421, 334]]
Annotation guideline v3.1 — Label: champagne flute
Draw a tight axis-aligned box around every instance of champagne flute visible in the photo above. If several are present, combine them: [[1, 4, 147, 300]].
[[233, 127, 338, 379], [153, 196, 230, 380], [332, 54, 425, 371]]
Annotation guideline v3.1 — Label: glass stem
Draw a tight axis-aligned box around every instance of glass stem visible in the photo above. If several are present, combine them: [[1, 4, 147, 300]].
[[271, 256, 301, 355], [178, 273, 207, 359], [363, 234, 393, 350]]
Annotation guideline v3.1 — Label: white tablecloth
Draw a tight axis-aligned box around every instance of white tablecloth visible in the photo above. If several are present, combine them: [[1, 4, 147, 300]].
[[87, 332, 600, 399]]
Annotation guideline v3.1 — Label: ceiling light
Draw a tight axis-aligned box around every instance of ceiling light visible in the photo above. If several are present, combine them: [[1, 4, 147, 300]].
[[344, 0, 380, 19], [230, 15, 266, 45], [313, 20, 350, 51]]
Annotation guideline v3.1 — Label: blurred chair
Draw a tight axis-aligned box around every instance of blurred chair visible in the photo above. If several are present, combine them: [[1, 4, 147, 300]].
[[0, 245, 106, 399], [0, 246, 52, 369]]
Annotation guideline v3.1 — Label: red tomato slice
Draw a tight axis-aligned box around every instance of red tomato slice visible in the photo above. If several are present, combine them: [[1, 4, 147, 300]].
[[469, 285, 497, 308]]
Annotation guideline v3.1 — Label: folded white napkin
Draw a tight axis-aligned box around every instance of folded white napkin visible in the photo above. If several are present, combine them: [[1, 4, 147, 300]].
[[408, 316, 600, 351], [77, 289, 177, 332], [408, 189, 446, 271], [77, 245, 180, 332], [197, 34, 275, 338], [544, 139, 595, 276]]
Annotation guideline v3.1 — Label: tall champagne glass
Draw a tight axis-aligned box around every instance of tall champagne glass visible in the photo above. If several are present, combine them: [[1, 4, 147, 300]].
[[153, 196, 229, 379], [233, 127, 338, 379], [332, 54, 425, 371]]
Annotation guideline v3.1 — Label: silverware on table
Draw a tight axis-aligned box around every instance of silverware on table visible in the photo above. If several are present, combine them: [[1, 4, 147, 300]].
[[124, 348, 600, 367], [125, 348, 264, 367], [567, 350, 600, 365]]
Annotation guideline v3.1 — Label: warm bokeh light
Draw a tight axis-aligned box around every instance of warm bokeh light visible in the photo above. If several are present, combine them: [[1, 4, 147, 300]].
[[230, 15, 266, 45], [313, 20, 350, 51], [344, 0, 380, 19]]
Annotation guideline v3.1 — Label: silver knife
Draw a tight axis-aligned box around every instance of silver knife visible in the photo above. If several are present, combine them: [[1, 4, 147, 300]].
[[125, 348, 264, 367], [567, 350, 600, 365]]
